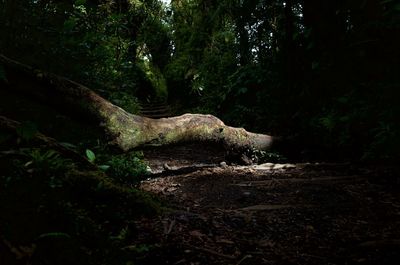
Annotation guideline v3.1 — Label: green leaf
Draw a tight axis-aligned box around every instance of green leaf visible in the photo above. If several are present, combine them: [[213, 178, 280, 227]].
[[60, 142, 77, 150], [63, 18, 77, 32], [37, 232, 71, 240], [238, 87, 248, 94], [98, 164, 110, 171], [16, 121, 38, 141], [337, 96, 349, 104], [75, 0, 86, 5], [320, 116, 335, 131], [85, 149, 96, 163]]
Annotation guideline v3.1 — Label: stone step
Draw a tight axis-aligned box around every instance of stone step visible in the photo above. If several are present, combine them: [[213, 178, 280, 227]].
[[139, 102, 168, 108], [140, 108, 170, 114], [141, 113, 171, 119], [139, 101, 171, 119]]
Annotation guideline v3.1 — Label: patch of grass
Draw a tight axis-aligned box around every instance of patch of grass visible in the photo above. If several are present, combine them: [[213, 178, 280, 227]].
[[81, 143, 150, 184], [106, 151, 150, 184]]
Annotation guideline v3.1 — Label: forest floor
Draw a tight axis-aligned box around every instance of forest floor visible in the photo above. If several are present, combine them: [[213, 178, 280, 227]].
[[1, 90, 399, 264], [132, 144, 400, 265]]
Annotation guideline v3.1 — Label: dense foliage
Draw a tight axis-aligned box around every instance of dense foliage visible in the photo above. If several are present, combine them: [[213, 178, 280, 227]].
[[165, 0, 400, 161], [1, 0, 399, 160], [0, 89, 158, 264], [0, 1, 399, 264], [0, 0, 169, 109]]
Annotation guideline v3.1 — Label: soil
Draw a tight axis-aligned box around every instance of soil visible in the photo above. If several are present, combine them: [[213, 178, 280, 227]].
[[133, 144, 400, 265]]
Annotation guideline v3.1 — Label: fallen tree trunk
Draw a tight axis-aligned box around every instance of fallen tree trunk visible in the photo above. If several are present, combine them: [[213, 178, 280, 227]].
[[0, 54, 274, 151]]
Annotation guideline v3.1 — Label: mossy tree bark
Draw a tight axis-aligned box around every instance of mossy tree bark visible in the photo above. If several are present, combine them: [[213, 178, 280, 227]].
[[0, 54, 274, 151]]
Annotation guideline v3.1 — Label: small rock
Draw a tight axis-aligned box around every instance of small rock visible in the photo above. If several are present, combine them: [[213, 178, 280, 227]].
[[272, 164, 286, 169], [254, 163, 274, 170], [220, 161, 228, 167], [243, 191, 251, 196], [273, 163, 296, 169], [163, 163, 172, 171]]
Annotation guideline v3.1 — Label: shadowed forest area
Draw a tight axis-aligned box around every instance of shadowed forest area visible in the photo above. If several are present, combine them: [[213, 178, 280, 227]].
[[0, 0, 399, 264]]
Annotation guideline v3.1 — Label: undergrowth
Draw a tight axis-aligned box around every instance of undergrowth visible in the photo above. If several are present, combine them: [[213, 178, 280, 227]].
[[0, 130, 161, 265]]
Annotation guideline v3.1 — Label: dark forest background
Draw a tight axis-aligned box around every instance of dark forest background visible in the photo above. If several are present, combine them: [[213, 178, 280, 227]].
[[1, 1, 400, 265], [1, 0, 399, 161]]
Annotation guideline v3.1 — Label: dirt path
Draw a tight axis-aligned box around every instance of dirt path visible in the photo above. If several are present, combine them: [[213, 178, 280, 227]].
[[135, 146, 400, 265]]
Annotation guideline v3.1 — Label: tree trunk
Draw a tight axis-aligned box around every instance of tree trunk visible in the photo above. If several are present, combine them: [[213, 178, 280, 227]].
[[0, 54, 274, 152]]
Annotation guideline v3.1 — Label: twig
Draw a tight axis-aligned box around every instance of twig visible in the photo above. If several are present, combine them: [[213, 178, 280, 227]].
[[358, 239, 400, 248], [184, 244, 236, 260], [236, 254, 252, 265]]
